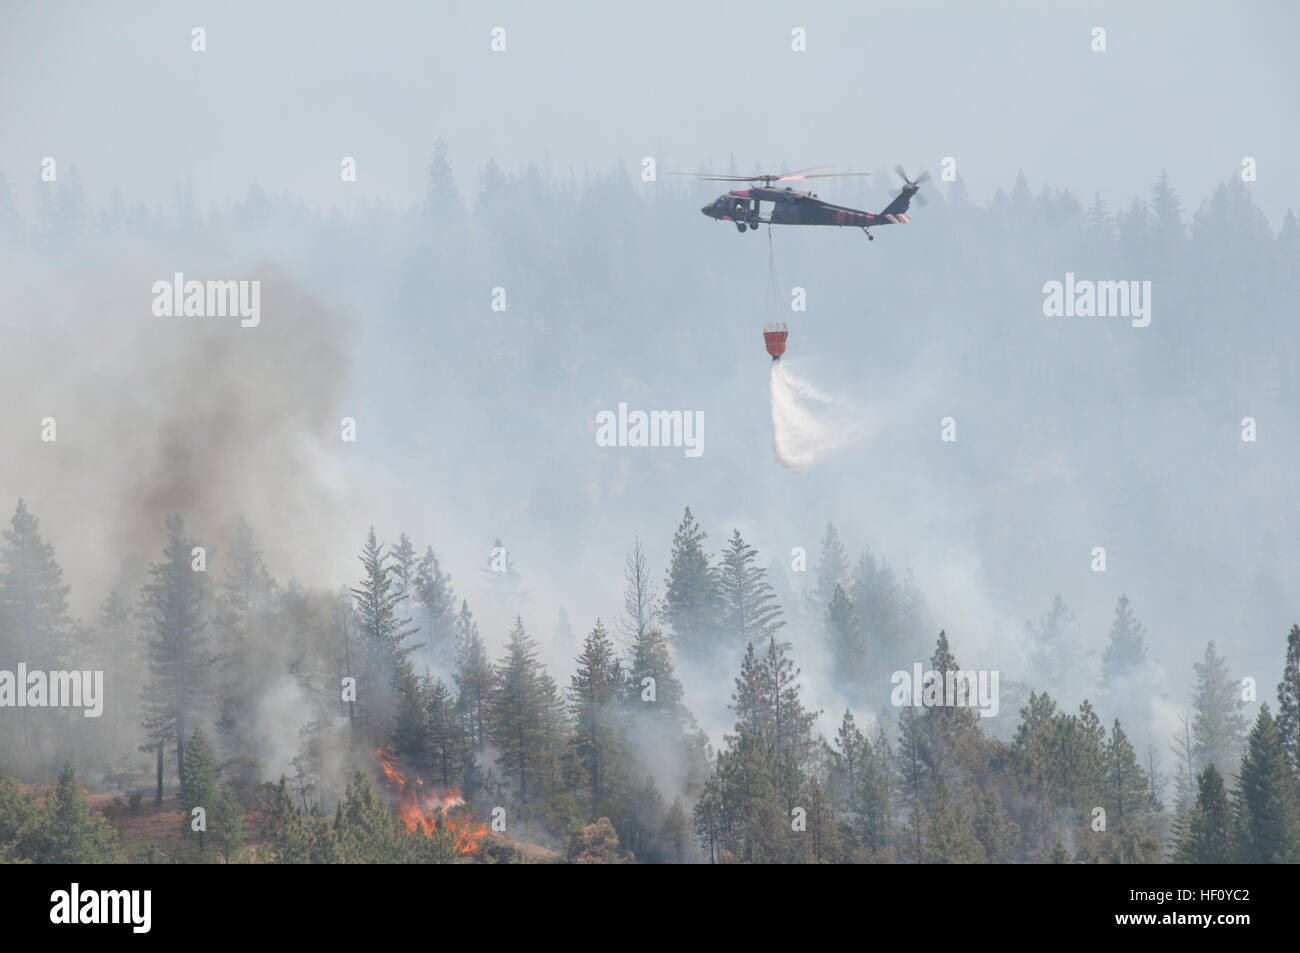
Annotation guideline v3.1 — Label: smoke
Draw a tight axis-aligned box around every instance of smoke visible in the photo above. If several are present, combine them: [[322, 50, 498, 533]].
[[769, 360, 866, 469], [0, 250, 356, 609]]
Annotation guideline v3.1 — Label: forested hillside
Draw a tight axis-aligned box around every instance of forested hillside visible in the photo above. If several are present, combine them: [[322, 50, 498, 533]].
[[0, 154, 1297, 862]]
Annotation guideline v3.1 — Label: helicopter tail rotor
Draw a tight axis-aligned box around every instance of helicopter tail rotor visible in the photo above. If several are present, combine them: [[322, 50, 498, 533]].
[[891, 166, 930, 206]]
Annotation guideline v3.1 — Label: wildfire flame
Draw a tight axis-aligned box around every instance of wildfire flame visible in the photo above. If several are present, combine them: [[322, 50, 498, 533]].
[[377, 747, 488, 854]]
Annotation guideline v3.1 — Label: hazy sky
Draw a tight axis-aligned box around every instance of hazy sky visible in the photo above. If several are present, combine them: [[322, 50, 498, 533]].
[[2, 1, 1296, 751], [3, 0, 1297, 224]]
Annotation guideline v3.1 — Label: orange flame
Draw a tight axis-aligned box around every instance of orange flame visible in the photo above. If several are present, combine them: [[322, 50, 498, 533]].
[[377, 747, 488, 854]]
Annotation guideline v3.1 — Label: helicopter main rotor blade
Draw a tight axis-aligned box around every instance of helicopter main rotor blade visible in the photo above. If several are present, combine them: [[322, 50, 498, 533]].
[[669, 165, 837, 182], [794, 172, 872, 179], [776, 164, 835, 178], [667, 172, 759, 181]]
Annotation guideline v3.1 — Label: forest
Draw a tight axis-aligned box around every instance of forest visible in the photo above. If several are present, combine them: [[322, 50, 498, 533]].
[[0, 497, 1297, 863], [0, 148, 1298, 863]]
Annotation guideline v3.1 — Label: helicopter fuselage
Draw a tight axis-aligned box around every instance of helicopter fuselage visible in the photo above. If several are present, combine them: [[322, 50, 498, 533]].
[[701, 184, 913, 231]]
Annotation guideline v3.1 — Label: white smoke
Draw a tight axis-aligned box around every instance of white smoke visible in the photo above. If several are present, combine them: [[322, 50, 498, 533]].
[[769, 360, 865, 469]]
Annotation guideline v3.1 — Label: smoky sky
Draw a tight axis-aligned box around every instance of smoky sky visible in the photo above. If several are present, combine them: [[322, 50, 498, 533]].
[[1, 1, 1297, 225], [1, 0, 1297, 754]]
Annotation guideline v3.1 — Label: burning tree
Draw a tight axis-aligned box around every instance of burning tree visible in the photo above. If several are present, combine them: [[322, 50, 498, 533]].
[[377, 747, 488, 859]]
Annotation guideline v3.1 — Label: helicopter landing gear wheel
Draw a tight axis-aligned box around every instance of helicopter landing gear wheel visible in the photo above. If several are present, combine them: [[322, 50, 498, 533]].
[[736, 222, 747, 233], [867, 233, 874, 241]]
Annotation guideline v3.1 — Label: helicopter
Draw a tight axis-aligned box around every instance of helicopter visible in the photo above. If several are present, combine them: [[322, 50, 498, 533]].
[[674, 164, 928, 240]]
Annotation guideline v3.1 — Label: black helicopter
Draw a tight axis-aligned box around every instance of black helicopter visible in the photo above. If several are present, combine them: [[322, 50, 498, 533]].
[[675, 165, 928, 240]]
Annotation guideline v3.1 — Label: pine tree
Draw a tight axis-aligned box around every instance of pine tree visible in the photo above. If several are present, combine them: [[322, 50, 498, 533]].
[[1234, 705, 1299, 863], [661, 796, 690, 863], [1118, 195, 1150, 269], [0, 499, 71, 667], [731, 637, 818, 774], [626, 628, 687, 720], [389, 533, 419, 603], [1173, 764, 1234, 863], [351, 528, 420, 683], [716, 530, 785, 649], [0, 500, 72, 754], [335, 771, 407, 863], [180, 728, 219, 851], [0, 777, 39, 863], [1143, 736, 1167, 839], [489, 617, 565, 805], [692, 774, 725, 863], [1276, 624, 1300, 772], [47, 166, 88, 244], [971, 785, 1019, 864], [414, 546, 457, 665], [618, 775, 665, 861], [1025, 595, 1086, 701], [1169, 711, 1196, 814], [453, 600, 491, 756], [94, 587, 141, 750], [423, 675, 463, 788], [27, 764, 119, 863], [618, 536, 658, 644], [214, 516, 275, 755], [920, 780, 987, 863], [625, 627, 709, 799], [1149, 171, 1186, 269], [825, 584, 866, 689], [851, 549, 904, 674], [803, 776, 838, 863], [699, 637, 822, 863], [220, 516, 275, 621], [140, 515, 214, 806], [211, 785, 245, 863], [662, 507, 720, 660], [860, 723, 894, 857], [812, 523, 849, 618], [922, 631, 983, 794], [1008, 694, 1107, 859], [1101, 594, 1147, 683], [481, 537, 528, 613], [1086, 192, 1113, 248], [896, 704, 932, 856], [425, 138, 461, 219], [1104, 719, 1148, 832], [832, 710, 868, 826], [730, 637, 819, 812], [1191, 641, 1247, 775], [715, 728, 787, 863], [350, 528, 421, 751], [265, 776, 302, 862], [568, 619, 626, 808]]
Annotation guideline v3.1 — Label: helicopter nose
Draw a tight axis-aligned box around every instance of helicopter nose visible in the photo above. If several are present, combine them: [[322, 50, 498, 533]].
[[700, 205, 712, 216]]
